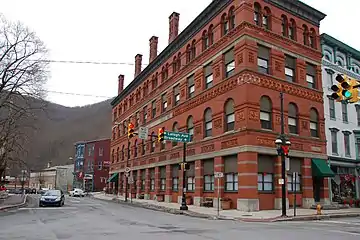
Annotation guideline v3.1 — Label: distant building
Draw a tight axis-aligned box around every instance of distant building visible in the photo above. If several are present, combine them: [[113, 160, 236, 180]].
[[320, 33, 360, 202], [29, 164, 73, 192], [73, 138, 110, 192]]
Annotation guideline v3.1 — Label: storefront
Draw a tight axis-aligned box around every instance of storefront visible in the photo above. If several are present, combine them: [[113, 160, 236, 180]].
[[329, 160, 360, 204]]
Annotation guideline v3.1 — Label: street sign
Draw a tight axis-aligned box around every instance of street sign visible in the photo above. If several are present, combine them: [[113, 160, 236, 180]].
[[164, 131, 191, 143], [125, 167, 131, 173], [138, 127, 149, 140], [214, 172, 223, 178]]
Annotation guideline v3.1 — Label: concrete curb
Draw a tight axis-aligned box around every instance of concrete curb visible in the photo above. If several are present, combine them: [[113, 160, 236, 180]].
[[91, 195, 360, 222], [0, 194, 28, 212], [273, 213, 360, 222], [91, 195, 233, 220]]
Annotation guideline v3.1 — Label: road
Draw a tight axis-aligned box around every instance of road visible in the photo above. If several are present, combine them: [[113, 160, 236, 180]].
[[0, 196, 360, 239]]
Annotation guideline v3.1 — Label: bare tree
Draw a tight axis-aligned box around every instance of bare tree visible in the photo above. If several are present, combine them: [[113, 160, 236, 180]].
[[0, 13, 49, 178]]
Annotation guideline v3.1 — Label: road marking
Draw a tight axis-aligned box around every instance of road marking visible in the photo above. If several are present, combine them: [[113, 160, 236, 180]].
[[68, 200, 81, 203], [320, 220, 360, 226]]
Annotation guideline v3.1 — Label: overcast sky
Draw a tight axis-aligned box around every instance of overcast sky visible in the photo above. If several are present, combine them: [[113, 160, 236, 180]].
[[1, 0, 358, 107]]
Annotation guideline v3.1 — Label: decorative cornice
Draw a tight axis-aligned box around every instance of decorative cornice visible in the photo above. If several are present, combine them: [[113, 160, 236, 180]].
[[111, 0, 232, 107], [342, 130, 352, 135], [321, 59, 360, 80], [329, 127, 339, 132], [324, 68, 335, 75], [264, 0, 326, 26], [321, 33, 360, 62]]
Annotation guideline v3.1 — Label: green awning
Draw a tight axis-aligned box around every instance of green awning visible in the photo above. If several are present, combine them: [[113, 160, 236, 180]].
[[311, 159, 335, 178], [107, 173, 119, 183]]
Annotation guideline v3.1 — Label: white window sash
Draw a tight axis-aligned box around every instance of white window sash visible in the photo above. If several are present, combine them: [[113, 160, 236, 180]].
[[260, 111, 270, 121]]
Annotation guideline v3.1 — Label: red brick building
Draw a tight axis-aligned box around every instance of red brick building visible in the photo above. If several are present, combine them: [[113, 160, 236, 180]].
[[109, 0, 330, 211], [75, 138, 110, 192]]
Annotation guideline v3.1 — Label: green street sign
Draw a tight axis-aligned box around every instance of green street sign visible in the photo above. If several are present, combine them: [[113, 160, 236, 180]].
[[164, 131, 191, 143]]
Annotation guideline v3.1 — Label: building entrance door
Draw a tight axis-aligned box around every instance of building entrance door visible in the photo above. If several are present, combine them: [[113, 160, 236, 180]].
[[313, 176, 322, 202]]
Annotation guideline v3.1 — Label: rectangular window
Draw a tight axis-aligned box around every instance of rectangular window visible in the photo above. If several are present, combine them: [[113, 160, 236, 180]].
[[257, 173, 273, 191], [226, 112, 235, 131], [342, 102, 348, 122], [287, 173, 301, 192], [98, 161, 102, 170], [172, 165, 179, 191], [204, 63, 213, 89], [162, 94, 167, 112], [257, 45, 270, 74], [204, 175, 214, 191], [187, 75, 195, 98], [260, 111, 271, 129], [329, 98, 335, 119], [141, 171, 145, 190], [327, 71, 333, 86], [306, 64, 316, 89], [160, 178, 166, 191], [225, 173, 238, 191], [344, 133, 351, 157], [310, 122, 318, 137], [151, 100, 156, 118], [288, 117, 297, 134], [135, 111, 140, 127], [205, 121, 212, 137], [224, 48, 235, 78], [173, 84, 180, 106], [187, 177, 195, 191], [357, 107, 360, 126], [357, 138, 360, 158], [331, 131, 338, 154], [150, 179, 155, 191], [99, 148, 104, 156], [172, 177, 178, 191], [285, 55, 295, 82]]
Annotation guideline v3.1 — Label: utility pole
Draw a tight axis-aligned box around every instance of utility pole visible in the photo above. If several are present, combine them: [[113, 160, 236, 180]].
[[280, 92, 286, 217], [125, 139, 130, 202]]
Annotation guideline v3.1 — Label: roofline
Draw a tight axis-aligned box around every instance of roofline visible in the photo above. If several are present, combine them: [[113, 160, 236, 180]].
[[320, 33, 360, 62], [110, 0, 232, 107], [73, 138, 111, 146]]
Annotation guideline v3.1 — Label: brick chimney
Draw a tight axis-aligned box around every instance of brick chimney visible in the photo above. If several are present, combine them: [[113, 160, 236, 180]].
[[168, 12, 180, 44], [149, 36, 158, 63], [134, 54, 142, 78], [118, 74, 124, 94]]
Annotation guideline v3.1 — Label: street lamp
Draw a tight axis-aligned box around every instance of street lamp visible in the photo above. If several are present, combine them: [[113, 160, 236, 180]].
[[275, 135, 291, 217]]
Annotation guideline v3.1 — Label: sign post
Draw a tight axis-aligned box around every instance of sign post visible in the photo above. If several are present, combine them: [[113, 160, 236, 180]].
[[162, 131, 192, 211], [214, 172, 223, 218], [293, 172, 298, 217]]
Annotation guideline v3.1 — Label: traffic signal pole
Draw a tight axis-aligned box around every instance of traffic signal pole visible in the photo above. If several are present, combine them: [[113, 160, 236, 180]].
[[125, 138, 130, 202], [280, 92, 287, 217], [180, 142, 188, 210]]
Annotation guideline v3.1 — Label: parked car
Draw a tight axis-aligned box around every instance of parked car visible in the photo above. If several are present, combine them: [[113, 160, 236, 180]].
[[38, 188, 49, 195], [69, 188, 85, 197], [39, 190, 65, 207]]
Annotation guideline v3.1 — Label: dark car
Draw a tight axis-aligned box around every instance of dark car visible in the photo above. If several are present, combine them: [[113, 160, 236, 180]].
[[39, 190, 65, 207]]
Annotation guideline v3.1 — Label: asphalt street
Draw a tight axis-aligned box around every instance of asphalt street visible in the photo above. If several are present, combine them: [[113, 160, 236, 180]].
[[1, 196, 360, 240]]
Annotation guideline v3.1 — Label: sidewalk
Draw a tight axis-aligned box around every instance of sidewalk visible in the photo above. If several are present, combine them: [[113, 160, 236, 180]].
[[92, 193, 360, 222], [0, 194, 27, 211]]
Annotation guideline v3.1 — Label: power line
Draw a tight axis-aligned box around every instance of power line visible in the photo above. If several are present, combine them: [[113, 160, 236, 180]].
[[45, 90, 113, 98]]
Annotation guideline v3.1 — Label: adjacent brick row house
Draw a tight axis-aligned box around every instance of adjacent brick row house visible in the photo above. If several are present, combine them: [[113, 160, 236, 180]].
[[109, 0, 330, 211]]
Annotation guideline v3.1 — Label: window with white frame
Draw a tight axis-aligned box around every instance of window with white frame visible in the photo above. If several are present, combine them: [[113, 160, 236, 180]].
[[204, 63, 213, 89], [257, 173, 273, 191], [344, 132, 351, 157], [224, 49, 235, 78], [160, 167, 166, 191], [150, 169, 155, 191], [306, 64, 316, 89], [258, 45, 270, 74], [204, 108, 212, 137], [172, 165, 179, 191], [287, 173, 301, 192], [203, 159, 214, 191], [288, 103, 298, 134], [330, 128, 338, 154], [187, 75, 195, 98], [224, 155, 238, 191], [225, 99, 235, 131], [310, 108, 319, 137], [260, 96, 272, 130], [285, 55, 295, 82], [329, 98, 335, 119], [173, 84, 180, 106], [187, 116, 194, 137], [162, 93, 167, 112]]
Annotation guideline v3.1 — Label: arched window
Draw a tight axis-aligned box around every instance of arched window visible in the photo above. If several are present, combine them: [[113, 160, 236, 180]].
[[310, 28, 316, 49], [281, 15, 288, 37], [121, 145, 125, 160], [202, 30, 209, 51], [154, 72, 158, 86], [225, 99, 235, 131], [111, 149, 115, 163], [116, 147, 119, 162], [191, 40, 196, 60], [204, 108, 212, 137], [229, 6, 235, 30], [303, 24, 309, 46], [134, 139, 138, 157], [150, 132, 155, 152], [187, 116, 194, 137], [112, 129, 116, 140], [289, 19, 296, 40], [254, 3, 261, 26], [172, 56, 177, 74], [310, 108, 319, 137], [186, 44, 191, 64], [260, 96, 272, 130], [172, 122, 179, 146], [141, 139, 146, 155], [263, 7, 271, 30], [208, 25, 214, 45], [288, 103, 298, 134], [177, 52, 181, 70], [164, 63, 169, 80], [221, 13, 229, 35]]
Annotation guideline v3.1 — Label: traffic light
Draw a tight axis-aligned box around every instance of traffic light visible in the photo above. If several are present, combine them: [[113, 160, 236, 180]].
[[347, 79, 360, 103], [128, 122, 135, 138], [158, 128, 164, 142], [330, 74, 345, 102]]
